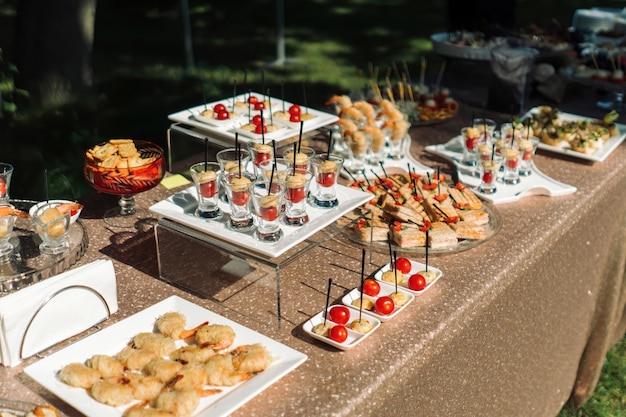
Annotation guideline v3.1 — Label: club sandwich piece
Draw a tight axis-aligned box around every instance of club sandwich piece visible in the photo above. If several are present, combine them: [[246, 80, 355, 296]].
[[428, 221, 458, 249]]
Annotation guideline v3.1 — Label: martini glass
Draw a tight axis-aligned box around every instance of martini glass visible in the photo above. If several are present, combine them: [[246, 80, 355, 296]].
[[83, 140, 165, 228]]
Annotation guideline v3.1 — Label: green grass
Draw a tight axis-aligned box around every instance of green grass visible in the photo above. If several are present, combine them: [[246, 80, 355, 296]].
[[0, 2, 625, 414]]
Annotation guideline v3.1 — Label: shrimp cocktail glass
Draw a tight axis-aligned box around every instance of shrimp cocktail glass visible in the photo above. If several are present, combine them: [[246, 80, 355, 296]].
[[248, 142, 273, 177], [32, 202, 71, 255], [517, 136, 539, 176], [0, 163, 14, 204], [250, 178, 285, 242], [190, 162, 222, 220], [311, 154, 343, 209], [282, 146, 315, 175], [283, 171, 312, 226], [502, 145, 521, 185], [0, 204, 17, 257], [223, 171, 255, 232]]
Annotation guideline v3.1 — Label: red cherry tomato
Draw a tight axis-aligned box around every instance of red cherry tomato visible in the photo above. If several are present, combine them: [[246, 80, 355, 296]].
[[255, 124, 268, 134], [329, 325, 348, 343], [230, 190, 249, 206], [247, 96, 259, 104], [328, 305, 350, 325], [394, 257, 412, 275], [317, 172, 335, 187], [288, 104, 302, 115], [0, 179, 5, 196], [289, 113, 302, 123], [375, 296, 395, 315], [362, 278, 380, 297], [252, 115, 263, 126], [254, 102, 265, 111], [216, 111, 230, 120], [199, 181, 217, 198], [213, 103, 227, 113], [408, 274, 427, 291]]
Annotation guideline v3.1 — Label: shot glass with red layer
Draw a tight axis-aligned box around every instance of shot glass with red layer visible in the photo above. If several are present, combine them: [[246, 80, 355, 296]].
[[478, 156, 502, 195], [222, 171, 256, 231], [311, 154, 343, 209], [502, 145, 521, 185], [248, 141, 273, 176], [250, 178, 285, 242], [517, 136, 539, 176], [190, 162, 222, 220], [283, 171, 312, 226]]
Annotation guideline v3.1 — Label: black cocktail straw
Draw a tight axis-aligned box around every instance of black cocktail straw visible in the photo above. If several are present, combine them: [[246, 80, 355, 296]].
[[292, 142, 297, 175], [298, 121, 304, 153], [511, 121, 516, 147], [268, 164, 275, 196], [204, 137, 209, 170], [323, 278, 332, 325], [491, 144, 496, 161], [359, 248, 366, 321], [327, 129, 332, 158], [260, 109, 265, 144], [272, 140, 277, 164]]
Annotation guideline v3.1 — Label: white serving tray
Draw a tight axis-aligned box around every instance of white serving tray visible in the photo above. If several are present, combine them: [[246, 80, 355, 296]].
[[168, 92, 339, 146], [24, 295, 307, 417], [524, 107, 626, 162], [149, 184, 372, 258], [425, 136, 577, 204]]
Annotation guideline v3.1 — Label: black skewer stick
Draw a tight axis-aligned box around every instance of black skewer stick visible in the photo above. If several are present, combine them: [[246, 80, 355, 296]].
[[343, 168, 365, 191], [379, 161, 388, 178], [387, 231, 393, 269], [359, 248, 366, 321], [292, 142, 297, 176], [323, 278, 332, 325], [393, 250, 399, 293], [204, 138, 209, 170], [511, 120, 516, 147], [268, 164, 275, 196], [237, 140, 242, 179], [361, 170, 371, 186], [327, 129, 332, 158], [298, 121, 304, 153], [425, 230, 429, 272], [260, 109, 265, 144], [272, 140, 277, 165]]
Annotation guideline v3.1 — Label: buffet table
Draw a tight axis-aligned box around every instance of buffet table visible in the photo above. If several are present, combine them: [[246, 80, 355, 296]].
[[1, 93, 625, 416]]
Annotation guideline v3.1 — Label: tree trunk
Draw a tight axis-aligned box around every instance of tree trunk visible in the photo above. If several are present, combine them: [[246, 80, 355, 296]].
[[13, 0, 97, 108]]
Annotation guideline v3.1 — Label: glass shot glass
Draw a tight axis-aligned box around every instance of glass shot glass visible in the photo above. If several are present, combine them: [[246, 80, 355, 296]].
[[0, 204, 17, 258], [478, 156, 503, 194], [247, 141, 273, 176], [386, 129, 407, 161], [282, 146, 315, 175], [32, 202, 71, 255], [502, 145, 522, 185], [0, 163, 14, 204], [311, 154, 343, 209], [460, 127, 481, 167], [216, 148, 251, 175], [259, 157, 289, 185], [222, 171, 256, 232], [473, 118, 497, 142], [190, 162, 222, 220], [517, 136, 540, 176], [250, 179, 285, 242], [283, 171, 312, 226]]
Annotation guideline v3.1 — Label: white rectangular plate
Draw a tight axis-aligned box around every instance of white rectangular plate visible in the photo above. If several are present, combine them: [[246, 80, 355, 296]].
[[168, 92, 339, 146], [373, 260, 443, 295], [302, 305, 380, 351], [525, 107, 626, 162], [424, 136, 577, 204], [24, 296, 307, 417], [149, 184, 373, 258]]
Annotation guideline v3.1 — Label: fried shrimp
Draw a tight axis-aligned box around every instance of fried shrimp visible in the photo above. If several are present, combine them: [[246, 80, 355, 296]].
[[154, 387, 220, 417], [143, 358, 184, 383], [169, 364, 208, 390], [25, 405, 61, 417], [58, 362, 102, 389], [125, 373, 165, 401], [170, 344, 216, 365], [195, 324, 236, 351], [337, 118, 359, 136], [87, 354, 125, 379], [132, 332, 177, 357], [231, 343, 275, 373], [156, 312, 187, 339], [117, 345, 158, 371], [362, 125, 385, 152], [325, 95, 352, 111], [204, 353, 252, 386], [90, 378, 135, 407]]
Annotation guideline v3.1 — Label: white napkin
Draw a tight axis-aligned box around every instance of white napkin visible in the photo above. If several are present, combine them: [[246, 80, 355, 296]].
[[0, 259, 118, 367]]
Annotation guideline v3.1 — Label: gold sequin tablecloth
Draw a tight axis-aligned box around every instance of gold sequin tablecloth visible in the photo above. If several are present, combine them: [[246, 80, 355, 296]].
[[0, 100, 625, 417]]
